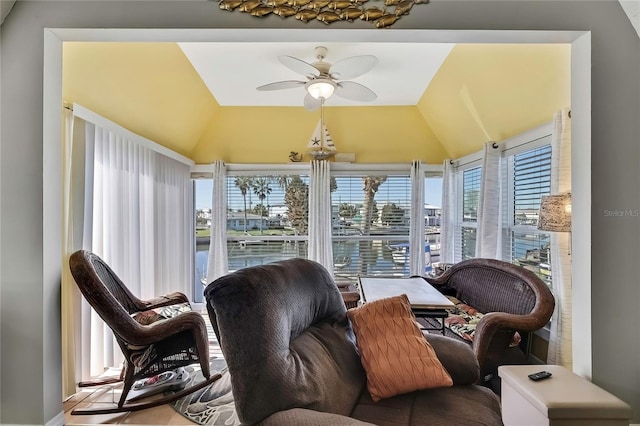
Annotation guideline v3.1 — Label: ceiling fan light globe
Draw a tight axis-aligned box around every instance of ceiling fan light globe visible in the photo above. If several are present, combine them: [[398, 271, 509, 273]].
[[306, 80, 336, 100]]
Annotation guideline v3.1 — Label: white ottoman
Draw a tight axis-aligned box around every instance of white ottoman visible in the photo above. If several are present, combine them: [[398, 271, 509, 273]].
[[498, 365, 632, 426]]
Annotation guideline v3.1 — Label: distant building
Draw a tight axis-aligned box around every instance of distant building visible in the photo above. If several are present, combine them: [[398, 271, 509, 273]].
[[514, 209, 539, 226], [425, 204, 441, 227], [227, 212, 268, 231], [196, 208, 212, 229]]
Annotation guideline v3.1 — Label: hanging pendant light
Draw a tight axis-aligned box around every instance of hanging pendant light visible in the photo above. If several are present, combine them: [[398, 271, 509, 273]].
[[305, 78, 336, 100]]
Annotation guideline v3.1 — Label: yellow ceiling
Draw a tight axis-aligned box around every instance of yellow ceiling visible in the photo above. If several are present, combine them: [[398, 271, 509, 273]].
[[63, 42, 570, 164], [417, 44, 571, 159], [190, 105, 447, 164], [63, 42, 220, 157]]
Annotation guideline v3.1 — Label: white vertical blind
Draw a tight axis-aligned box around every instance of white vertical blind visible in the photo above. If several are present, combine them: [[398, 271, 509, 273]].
[[65, 105, 194, 380]]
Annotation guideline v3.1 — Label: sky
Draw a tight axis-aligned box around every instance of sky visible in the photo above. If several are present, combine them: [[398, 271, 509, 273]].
[[195, 177, 443, 211]]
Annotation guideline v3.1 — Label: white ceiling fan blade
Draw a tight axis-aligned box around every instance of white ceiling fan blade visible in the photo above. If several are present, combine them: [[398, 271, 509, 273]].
[[304, 93, 322, 111], [329, 55, 378, 80], [256, 80, 306, 91], [278, 55, 320, 78], [335, 81, 377, 102]]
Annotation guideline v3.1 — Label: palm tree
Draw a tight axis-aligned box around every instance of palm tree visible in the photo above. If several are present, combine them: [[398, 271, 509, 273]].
[[274, 175, 291, 192], [252, 178, 272, 234], [330, 176, 338, 193], [234, 176, 253, 233], [284, 175, 309, 236], [361, 176, 387, 235], [359, 176, 387, 275]]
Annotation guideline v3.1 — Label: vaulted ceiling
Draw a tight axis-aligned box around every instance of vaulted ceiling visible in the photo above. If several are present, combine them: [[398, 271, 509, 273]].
[[62, 40, 571, 164]]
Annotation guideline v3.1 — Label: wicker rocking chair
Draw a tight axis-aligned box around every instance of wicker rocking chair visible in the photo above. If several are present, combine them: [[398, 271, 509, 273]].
[[68, 250, 220, 415]]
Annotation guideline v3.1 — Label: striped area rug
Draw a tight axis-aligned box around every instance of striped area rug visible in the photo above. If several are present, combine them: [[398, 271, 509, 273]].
[[170, 311, 240, 425]]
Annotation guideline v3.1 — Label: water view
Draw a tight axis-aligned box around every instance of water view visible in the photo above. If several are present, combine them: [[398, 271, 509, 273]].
[[194, 235, 440, 303]]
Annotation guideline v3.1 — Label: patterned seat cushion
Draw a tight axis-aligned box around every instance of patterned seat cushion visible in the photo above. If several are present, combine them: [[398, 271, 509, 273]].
[[128, 302, 192, 368], [131, 301, 192, 325], [444, 297, 521, 347]]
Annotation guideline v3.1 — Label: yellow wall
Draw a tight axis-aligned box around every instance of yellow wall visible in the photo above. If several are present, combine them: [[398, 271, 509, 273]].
[[190, 105, 448, 164], [417, 44, 571, 159], [63, 42, 220, 157], [63, 42, 570, 164]]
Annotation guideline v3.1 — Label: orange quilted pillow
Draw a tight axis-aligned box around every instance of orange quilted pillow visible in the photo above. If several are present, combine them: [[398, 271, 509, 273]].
[[347, 294, 453, 402]]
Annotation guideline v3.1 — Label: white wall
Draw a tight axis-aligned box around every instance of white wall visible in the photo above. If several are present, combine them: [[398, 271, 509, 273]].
[[0, 0, 16, 25], [1, 1, 639, 424], [619, 0, 640, 38]]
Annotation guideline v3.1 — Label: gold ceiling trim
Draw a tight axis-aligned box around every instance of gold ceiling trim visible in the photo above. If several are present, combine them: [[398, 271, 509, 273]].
[[217, 0, 429, 28]]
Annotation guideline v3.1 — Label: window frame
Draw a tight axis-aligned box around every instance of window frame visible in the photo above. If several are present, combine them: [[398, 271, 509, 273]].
[[191, 162, 445, 293], [501, 124, 554, 270], [450, 155, 482, 262], [330, 164, 413, 281], [501, 123, 554, 340]]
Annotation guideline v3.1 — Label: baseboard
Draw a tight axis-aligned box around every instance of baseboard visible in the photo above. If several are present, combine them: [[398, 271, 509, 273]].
[[0, 411, 64, 426], [45, 411, 65, 426]]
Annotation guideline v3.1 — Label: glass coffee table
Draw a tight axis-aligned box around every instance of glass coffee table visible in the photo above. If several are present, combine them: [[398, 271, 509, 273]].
[[358, 276, 454, 335]]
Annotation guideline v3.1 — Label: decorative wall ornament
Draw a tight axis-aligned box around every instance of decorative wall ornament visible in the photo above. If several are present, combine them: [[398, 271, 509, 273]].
[[307, 119, 336, 160], [216, 0, 429, 28], [307, 98, 337, 160], [289, 151, 303, 162]]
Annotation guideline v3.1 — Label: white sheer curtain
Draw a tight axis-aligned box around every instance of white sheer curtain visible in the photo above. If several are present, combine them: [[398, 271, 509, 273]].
[[439, 160, 456, 264], [90, 127, 158, 300], [475, 142, 503, 259], [409, 160, 426, 275], [206, 160, 228, 284], [62, 107, 84, 398], [63, 105, 194, 382], [61, 113, 103, 387], [154, 154, 194, 296], [547, 109, 572, 367], [308, 160, 334, 275]]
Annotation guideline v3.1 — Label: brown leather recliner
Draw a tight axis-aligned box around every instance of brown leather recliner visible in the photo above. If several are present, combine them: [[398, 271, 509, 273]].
[[205, 258, 503, 425]]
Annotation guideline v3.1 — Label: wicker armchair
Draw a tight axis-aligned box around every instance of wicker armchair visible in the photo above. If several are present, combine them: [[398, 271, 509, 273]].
[[424, 258, 555, 388], [68, 250, 220, 414]]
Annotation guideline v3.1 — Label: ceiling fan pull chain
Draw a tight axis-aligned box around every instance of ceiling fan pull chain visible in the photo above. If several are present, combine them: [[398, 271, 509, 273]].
[[320, 98, 325, 146]]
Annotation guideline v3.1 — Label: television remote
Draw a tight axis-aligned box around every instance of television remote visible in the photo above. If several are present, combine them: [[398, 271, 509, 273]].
[[528, 371, 552, 381]]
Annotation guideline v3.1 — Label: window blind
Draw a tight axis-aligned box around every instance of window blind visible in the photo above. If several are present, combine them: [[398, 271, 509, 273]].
[[331, 174, 412, 283], [505, 144, 552, 286], [456, 166, 481, 260]]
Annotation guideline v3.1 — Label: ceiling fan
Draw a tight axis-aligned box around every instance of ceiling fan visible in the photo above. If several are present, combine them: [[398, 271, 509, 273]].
[[256, 46, 378, 111]]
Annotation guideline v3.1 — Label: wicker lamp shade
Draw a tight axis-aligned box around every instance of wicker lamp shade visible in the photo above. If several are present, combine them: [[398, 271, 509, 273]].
[[538, 193, 572, 232]]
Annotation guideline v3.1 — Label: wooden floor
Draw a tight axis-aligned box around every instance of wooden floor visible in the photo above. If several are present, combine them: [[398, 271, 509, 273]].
[[63, 383, 197, 425], [64, 309, 219, 425]]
